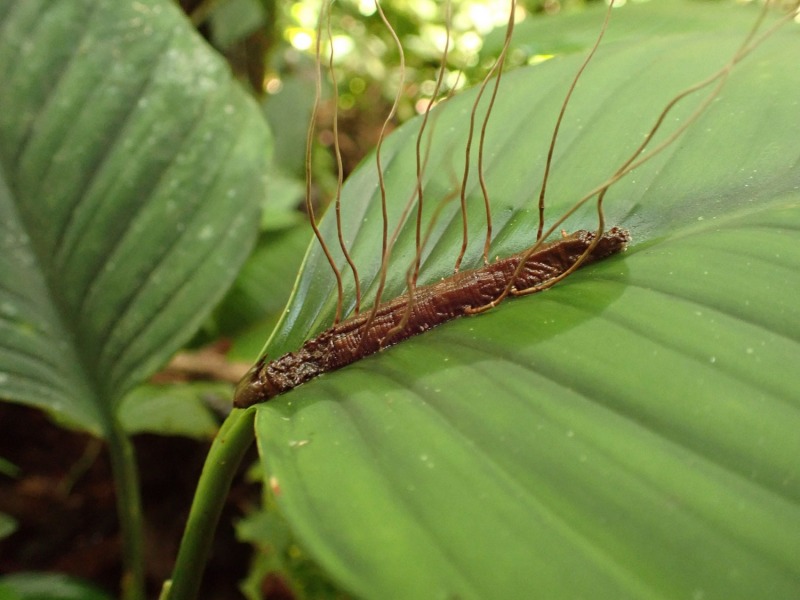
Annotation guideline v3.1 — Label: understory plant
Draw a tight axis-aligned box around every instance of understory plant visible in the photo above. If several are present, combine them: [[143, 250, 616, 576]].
[[0, 1, 798, 599]]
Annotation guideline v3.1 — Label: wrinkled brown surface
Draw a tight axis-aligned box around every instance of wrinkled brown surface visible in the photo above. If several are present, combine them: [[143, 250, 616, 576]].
[[235, 227, 630, 407]]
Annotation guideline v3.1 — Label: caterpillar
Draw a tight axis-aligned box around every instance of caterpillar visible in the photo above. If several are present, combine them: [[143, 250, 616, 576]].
[[234, 226, 629, 408]]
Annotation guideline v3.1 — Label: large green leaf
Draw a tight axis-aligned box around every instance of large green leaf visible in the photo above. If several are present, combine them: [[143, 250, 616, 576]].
[[251, 2, 800, 598], [0, 0, 270, 436], [0, 572, 113, 600]]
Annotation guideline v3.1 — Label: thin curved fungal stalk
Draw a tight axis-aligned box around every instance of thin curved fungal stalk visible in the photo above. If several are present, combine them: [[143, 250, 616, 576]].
[[373, 0, 406, 264], [356, 167, 426, 355], [476, 0, 516, 266], [466, 0, 798, 315], [415, 166, 464, 267], [349, 0, 413, 354], [535, 0, 615, 242], [356, 108, 445, 351], [306, 2, 344, 324], [410, 0, 452, 286], [354, 1, 457, 352], [384, 3, 458, 346], [454, 0, 517, 273], [534, 0, 800, 293], [382, 160, 464, 348], [326, 0, 362, 315], [453, 75, 482, 270]]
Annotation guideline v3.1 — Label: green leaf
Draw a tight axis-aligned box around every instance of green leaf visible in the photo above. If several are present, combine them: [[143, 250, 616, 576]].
[[482, 0, 768, 61], [251, 2, 800, 599], [0, 572, 114, 600], [0, 0, 270, 436], [236, 505, 350, 600], [117, 383, 224, 438], [0, 455, 19, 478], [0, 511, 18, 540], [209, 0, 266, 50], [212, 224, 311, 348], [1, 457, 20, 541]]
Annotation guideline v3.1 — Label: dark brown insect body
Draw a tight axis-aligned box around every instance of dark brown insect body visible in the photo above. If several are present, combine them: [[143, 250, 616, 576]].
[[234, 226, 630, 408]]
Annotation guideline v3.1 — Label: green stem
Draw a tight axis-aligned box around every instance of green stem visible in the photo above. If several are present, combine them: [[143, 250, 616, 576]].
[[165, 408, 256, 600], [106, 418, 146, 600]]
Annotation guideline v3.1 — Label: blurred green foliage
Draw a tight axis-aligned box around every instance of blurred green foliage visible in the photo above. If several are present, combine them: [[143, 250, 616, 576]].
[[195, 0, 602, 173]]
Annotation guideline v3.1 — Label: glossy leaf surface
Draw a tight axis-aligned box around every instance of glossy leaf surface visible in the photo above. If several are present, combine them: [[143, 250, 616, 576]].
[[0, 0, 270, 435]]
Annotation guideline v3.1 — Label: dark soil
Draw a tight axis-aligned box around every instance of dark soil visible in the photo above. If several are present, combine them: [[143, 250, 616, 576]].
[[0, 402, 265, 599]]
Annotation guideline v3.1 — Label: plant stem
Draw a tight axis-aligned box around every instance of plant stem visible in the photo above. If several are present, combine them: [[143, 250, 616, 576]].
[[107, 418, 146, 600], [165, 408, 256, 600]]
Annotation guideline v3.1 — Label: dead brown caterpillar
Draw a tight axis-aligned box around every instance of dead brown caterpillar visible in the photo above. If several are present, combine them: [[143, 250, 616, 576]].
[[233, 227, 629, 408]]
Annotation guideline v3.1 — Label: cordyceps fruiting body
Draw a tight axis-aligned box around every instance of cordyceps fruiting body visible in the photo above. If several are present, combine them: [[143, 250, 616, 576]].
[[234, 227, 630, 408]]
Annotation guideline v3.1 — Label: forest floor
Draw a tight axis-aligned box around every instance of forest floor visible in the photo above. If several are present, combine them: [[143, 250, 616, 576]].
[[0, 402, 288, 599]]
